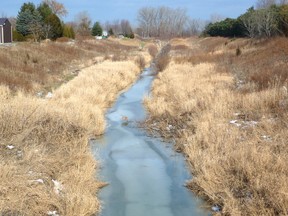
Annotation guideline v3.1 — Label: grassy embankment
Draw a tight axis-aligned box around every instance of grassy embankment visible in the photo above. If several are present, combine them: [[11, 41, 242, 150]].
[[0, 38, 150, 215], [145, 37, 288, 215]]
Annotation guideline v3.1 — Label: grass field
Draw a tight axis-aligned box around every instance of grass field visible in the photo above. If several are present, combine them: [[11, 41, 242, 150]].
[[145, 37, 288, 215], [0, 38, 146, 215]]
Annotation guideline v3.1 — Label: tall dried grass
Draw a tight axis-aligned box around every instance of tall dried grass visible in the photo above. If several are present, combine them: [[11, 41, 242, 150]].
[[144, 37, 288, 215], [0, 38, 141, 93], [0, 60, 140, 215]]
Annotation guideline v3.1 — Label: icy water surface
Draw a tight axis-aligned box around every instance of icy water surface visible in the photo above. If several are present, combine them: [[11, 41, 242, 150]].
[[91, 69, 210, 216]]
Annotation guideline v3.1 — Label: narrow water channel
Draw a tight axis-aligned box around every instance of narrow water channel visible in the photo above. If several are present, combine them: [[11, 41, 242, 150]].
[[91, 69, 210, 216]]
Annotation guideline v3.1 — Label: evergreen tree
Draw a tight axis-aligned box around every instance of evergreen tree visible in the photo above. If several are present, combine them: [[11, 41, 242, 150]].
[[16, 9, 34, 36], [108, 28, 114, 36], [16, 2, 37, 36], [29, 10, 44, 41], [45, 13, 63, 40], [63, 25, 75, 39], [92, 22, 103, 36], [19, 2, 36, 13], [38, 2, 53, 21]]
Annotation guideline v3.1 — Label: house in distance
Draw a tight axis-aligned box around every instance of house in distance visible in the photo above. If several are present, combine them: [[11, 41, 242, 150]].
[[0, 18, 12, 44]]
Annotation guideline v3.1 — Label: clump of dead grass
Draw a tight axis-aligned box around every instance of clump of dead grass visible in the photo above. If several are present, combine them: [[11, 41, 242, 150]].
[[153, 44, 171, 72], [148, 44, 158, 58]]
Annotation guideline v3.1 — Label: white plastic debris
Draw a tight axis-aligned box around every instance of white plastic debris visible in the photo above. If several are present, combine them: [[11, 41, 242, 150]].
[[33, 179, 44, 184], [46, 92, 53, 99], [166, 124, 173, 131], [261, 135, 272, 141], [52, 179, 63, 195], [242, 120, 258, 128], [229, 120, 241, 127], [36, 92, 43, 98], [212, 205, 221, 212], [6, 145, 15, 150], [47, 210, 59, 216]]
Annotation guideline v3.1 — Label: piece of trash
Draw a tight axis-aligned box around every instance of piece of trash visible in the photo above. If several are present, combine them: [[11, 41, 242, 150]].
[[46, 92, 53, 99], [7, 145, 15, 150], [47, 210, 59, 216], [229, 120, 241, 127], [33, 179, 44, 184], [166, 124, 173, 131], [37, 92, 43, 97], [212, 205, 221, 212], [52, 179, 63, 195], [261, 135, 272, 141]]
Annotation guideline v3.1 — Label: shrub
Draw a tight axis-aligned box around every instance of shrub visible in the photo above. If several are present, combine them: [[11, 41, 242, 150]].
[[154, 44, 171, 72], [148, 45, 158, 58], [13, 30, 26, 41], [134, 55, 146, 70]]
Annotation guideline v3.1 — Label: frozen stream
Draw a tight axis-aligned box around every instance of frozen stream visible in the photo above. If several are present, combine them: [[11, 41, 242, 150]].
[[91, 69, 210, 216]]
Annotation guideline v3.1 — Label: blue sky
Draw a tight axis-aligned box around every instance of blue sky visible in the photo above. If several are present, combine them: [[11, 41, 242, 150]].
[[1, 0, 254, 25]]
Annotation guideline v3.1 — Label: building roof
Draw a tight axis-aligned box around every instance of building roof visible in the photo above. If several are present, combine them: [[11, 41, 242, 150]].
[[0, 18, 8, 26]]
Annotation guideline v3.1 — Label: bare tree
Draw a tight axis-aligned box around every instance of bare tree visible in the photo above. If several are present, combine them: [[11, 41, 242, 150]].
[[210, 13, 226, 23], [8, 17, 17, 29], [241, 6, 279, 38], [43, 0, 68, 17], [120, 20, 133, 36], [278, 0, 288, 5], [137, 6, 188, 38], [75, 11, 92, 36], [186, 19, 205, 36], [256, 0, 277, 8], [256, 8, 279, 37], [137, 7, 155, 37]]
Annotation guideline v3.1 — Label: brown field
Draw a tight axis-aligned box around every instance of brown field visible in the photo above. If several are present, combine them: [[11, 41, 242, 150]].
[[145, 37, 288, 215], [0, 39, 146, 215], [0, 38, 149, 93]]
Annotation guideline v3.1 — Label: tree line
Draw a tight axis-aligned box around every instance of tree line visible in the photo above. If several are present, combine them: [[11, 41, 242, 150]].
[[12, 0, 288, 41], [204, 0, 288, 38], [13, 0, 136, 41], [136, 6, 204, 38], [14, 0, 74, 41]]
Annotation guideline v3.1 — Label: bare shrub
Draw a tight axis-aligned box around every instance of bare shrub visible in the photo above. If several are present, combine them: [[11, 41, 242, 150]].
[[154, 44, 171, 72], [148, 45, 158, 58], [56, 37, 70, 43], [134, 55, 146, 70], [172, 44, 189, 50], [155, 56, 170, 72]]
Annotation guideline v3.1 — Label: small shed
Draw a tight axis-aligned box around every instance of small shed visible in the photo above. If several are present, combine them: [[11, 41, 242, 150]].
[[0, 18, 12, 44]]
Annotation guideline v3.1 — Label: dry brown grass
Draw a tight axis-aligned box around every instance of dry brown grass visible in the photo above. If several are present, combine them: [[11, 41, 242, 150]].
[[148, 44, 158, 58], [0, 59, 141, 215], [144, 37, 288, 215], [0, 38, 141, 93]]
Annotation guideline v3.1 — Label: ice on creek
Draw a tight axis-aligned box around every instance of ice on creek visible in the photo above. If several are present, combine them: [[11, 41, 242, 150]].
[[6, 145, 15, 150], [52, 179, 63, 195]]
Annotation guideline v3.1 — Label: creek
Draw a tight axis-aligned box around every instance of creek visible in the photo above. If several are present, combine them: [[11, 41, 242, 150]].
[[91, 69, 210, 216]]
